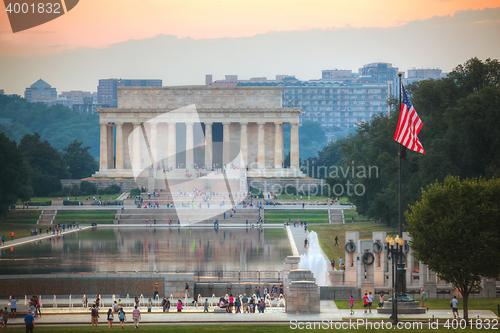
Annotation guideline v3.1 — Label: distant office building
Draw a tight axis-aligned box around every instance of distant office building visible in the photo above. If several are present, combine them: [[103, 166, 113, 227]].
[[73, 97, 105, 114], [45, 96, 73, 108], [97, 78, 162, 107], [403, 68, 444, 85], [358, 62, 401, 97], [321, 69, 355, 81], [239, 80, 389, 129], [60, 90, 93, 105], [24, 79, 57, 103]]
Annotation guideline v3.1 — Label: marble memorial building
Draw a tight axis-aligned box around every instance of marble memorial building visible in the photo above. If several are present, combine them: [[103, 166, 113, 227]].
[[93, 86, 304, 178]]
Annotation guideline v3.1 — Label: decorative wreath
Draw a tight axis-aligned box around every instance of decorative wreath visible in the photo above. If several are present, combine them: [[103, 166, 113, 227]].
[[373, 241, 383, 253], [345, 241, 356, 253], [404, 242, 410, 254], [362, 252, 375, 265]]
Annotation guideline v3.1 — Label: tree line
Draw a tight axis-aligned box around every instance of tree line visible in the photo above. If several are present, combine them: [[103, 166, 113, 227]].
[[303, 57, 500, 227], [0, 132, 98, 215]]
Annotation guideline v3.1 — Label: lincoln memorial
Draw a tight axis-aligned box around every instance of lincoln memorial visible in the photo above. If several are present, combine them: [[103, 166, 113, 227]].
[[93, 86, 304, 179]]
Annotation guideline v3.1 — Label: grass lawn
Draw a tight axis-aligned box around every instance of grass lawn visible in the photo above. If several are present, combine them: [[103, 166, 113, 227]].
[[54, 210, 118, 224], [336, 298, 500, 315], [0, 210, 44, 240], [343, 208, 373, 223], [338, 197, 351, 204], [0, 324, 492, 332], [308, 223, 397, 263], [16, 193, 123, 205], [265, 210, 328, 224]]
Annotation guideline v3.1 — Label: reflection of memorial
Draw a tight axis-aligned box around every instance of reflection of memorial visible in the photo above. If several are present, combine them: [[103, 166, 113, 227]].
[[109, 227, 290, 273], [0, 228, 291, 275]]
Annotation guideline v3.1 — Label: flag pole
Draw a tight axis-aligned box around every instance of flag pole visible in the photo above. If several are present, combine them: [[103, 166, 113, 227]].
[[398, 72, 403, 238]]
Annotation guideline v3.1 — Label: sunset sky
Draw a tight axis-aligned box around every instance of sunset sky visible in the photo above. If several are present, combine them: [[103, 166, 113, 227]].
[[1, 0, 499, 57]]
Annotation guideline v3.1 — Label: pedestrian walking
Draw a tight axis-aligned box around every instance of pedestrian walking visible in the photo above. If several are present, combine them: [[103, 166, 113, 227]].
[[153, 282, 159, 300], [450, 296, 459, 319], [132, 306, 141, 329], [368, 292, 373, 313], [90, 304, 99, 328], [2, 307, 8, 329], [420, 288, 427, 309], [107, 308, 114, 328], [24, 310, 35, 333], [334, 236, 338, 245], [378, 293, 384, 308], [349, 295, 354, 315], [118, 308, 126, 329], [9, 296, 18, 318]]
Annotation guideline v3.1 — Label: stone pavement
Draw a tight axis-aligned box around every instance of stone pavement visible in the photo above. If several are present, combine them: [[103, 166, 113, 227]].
[[0, 225, 92, 251], [2, 301, 497, 327]]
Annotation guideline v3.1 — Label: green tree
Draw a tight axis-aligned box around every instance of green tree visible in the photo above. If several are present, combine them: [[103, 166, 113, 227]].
[[299, 121, 328, 160], [315, 57, 500, 227], [19, 133, 69, 196], [405, 176, 500, 320], [63, 139, 98, 179], [0, 132, 33, 215]]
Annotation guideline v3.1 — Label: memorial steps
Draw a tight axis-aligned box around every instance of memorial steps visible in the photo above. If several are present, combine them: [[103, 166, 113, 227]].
[[115, 208, 261, 225]]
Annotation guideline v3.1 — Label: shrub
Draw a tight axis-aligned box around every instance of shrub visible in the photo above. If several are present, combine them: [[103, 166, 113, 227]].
[[80, 181, 97, 195], [63, 200, 81, 206], [130, 188, 141, 196]]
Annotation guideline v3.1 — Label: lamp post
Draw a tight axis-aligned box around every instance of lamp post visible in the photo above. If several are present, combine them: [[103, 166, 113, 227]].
[[386, 235, 404, 324]]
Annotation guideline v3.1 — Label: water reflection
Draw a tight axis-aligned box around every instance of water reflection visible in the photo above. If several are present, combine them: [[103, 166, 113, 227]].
[[1, 227, 291, 275]]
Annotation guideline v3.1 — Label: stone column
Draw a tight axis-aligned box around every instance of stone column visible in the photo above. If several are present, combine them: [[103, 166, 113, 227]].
[[223, 122, 230, 167], [290, 122, 300, 169], [274, 122, 283, 169], [168, 122, 176, 168], [257, 121, 266, 169], [107, 124, 114, 169], [132, 122, 141, 171], [150, 123, 158, 163], [99, 123, 108, 171], [186, 122, 194, 169], [204, 122, 213, 168], [115, 122, 124, 170], [240, 122, 248, 167]]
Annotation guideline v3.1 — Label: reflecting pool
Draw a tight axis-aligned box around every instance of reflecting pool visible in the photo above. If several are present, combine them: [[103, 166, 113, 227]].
[[0, 227, 291, 275]]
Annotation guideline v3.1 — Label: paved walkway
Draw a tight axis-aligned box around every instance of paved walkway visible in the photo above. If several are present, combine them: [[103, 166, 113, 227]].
[[2, 301, 497, 327], [0, 225, 92, 251]]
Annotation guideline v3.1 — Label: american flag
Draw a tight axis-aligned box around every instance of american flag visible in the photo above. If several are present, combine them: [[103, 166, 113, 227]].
[[394, 85, 425, 154]]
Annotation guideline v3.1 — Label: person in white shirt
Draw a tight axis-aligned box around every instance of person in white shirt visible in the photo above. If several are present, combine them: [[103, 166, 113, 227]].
[[450, 296, 459, 319]]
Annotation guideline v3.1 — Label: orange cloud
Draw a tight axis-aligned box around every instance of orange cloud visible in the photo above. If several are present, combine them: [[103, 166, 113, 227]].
[[0, 0, 498, 57]]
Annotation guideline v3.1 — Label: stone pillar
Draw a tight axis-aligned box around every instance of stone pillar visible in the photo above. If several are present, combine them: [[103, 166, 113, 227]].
[[99, 123, 108, 171], [240, 122, 248, 167], [115, 122, 124, 170], [204, 122, 213, 168], [168, 122, 176, 168], [107, 124, 114, 169], [274, 122, 283, 169], [257, 122, 265, 169], [150, 123, 158, 163], [290, 122, 300, 169], [132, 122, 141, 171], [186, 122, 194, 169], [223, 122, 230, 167]]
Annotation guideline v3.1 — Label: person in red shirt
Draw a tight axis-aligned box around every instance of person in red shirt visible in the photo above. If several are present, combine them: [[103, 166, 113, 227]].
[[363, 293, 369, 313]]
